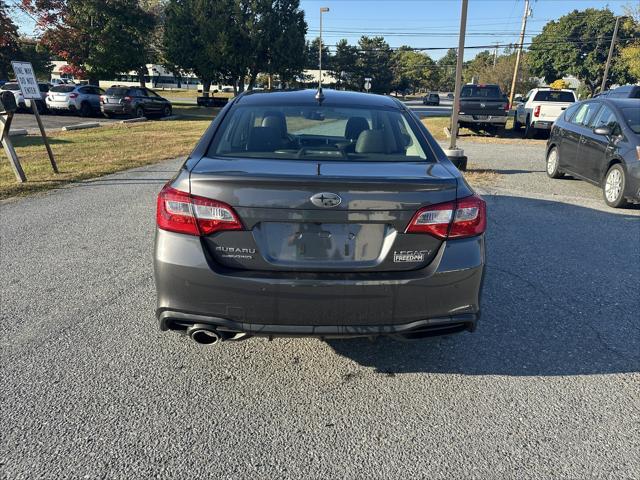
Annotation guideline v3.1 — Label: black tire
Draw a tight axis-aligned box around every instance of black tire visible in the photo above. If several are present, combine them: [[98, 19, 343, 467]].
[[546, 147, 564, 179], [162, 105, 172, 117], [523, 117, 534, 138], [135, 106, 144, 118], [603, 164, 628, 208], [103, 112, 113, 119], [494, 126, 505, 137], [80, 101, 92, 117]]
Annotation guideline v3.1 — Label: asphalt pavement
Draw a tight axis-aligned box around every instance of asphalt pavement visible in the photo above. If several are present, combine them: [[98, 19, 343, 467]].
[[1, 142, 639, 479]]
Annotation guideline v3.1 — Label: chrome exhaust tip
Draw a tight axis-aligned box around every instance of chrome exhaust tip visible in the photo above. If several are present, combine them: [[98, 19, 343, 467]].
[[187, 324, 222, 345]]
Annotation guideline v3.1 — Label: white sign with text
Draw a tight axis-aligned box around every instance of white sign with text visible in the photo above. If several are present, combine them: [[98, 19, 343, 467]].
[[11, 61, 41, 100]]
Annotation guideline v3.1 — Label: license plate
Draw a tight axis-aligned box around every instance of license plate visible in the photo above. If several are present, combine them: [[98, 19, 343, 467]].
[[475, 115, 489, 120]]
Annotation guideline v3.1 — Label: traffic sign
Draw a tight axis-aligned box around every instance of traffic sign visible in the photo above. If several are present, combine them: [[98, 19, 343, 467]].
[[11, 61, 42, 100], [10, 61, 58, 174]]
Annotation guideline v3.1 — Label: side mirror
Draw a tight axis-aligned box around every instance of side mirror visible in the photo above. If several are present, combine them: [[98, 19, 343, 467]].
[[593, 126, 612, 136]]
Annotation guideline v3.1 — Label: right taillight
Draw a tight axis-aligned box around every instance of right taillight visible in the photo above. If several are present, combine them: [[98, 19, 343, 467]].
[[405, 194, 486, 239], [156, 185, 243, 236]]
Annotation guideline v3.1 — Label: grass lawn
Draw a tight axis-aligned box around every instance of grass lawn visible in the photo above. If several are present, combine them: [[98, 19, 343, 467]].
[[1, 119, 210, 200]]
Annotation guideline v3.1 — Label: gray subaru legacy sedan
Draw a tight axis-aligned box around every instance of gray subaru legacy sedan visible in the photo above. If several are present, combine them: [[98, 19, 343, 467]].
[[154, 89, 486, 345]]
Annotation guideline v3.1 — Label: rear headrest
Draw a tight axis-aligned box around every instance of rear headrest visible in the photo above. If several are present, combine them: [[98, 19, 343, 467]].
[[355, 129, 387, 154], [246, 126, 281, 152], [261, 111, 287, 137], [344, 116, 370, 141]]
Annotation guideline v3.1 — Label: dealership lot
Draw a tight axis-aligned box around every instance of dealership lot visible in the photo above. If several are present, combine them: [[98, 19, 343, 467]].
[[1, 139, 638, 479]]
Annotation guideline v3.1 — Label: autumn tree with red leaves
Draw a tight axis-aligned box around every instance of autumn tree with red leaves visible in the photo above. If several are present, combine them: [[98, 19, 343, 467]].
[[23, 0, 155, 85]]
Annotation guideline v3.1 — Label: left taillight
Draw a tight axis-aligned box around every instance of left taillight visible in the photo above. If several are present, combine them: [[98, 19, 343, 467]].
[[533, 105, 541, 117], [156, 185, 243, 236], [405, 194, 486, 239]]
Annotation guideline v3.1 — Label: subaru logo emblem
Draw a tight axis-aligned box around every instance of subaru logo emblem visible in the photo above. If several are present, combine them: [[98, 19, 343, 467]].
[[310, 192, 341, 208], [480, 103, 486, 108]]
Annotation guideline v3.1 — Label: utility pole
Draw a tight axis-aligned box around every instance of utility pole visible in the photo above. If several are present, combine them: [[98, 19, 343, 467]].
[[445, 0, 468, 171], [508, 0, 531, 109], [600, 16, 621, 93], [493, 42, 498, 67]]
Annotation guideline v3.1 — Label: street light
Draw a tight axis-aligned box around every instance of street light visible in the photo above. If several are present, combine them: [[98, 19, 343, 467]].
[[316, 7, 330, 101]]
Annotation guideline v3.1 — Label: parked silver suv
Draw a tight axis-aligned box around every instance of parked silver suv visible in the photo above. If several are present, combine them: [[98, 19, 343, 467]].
[[46, 84, 104, 117]]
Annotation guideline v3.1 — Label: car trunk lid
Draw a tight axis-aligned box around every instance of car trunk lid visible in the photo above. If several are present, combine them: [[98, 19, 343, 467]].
[[190, 157, 457, 272]]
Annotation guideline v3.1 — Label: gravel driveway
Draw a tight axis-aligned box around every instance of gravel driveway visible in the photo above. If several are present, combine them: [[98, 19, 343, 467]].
[[1, 143, 638, 479]]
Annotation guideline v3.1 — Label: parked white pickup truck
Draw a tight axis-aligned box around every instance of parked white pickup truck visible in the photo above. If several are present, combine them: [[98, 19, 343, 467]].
[[514, 88, 577, 138]]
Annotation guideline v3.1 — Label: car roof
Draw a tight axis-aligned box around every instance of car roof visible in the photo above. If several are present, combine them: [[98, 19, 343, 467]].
[[234, 89, 402, 109], [600, 98, 640, 107]]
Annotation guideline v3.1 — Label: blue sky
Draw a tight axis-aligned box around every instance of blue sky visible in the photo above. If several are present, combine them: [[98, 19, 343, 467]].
[[12, 0, 631, 61], [301, 0, 632, 60]]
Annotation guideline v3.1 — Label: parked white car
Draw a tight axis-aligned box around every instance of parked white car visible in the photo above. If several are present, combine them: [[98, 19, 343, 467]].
[[46, 84, 104, 116], [514, 88, 577, 138]]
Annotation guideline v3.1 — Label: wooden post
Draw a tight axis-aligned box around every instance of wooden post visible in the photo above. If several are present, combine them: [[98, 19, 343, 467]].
[[0, 113, 27, 182], [31, 102, 58, 174]]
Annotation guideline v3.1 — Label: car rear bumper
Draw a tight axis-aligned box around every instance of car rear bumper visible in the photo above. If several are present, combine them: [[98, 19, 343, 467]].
[[46, 99, 79, 110], [154, 229, 485, 337], [531, 120, 554, 130], [101, 104, 131, 114], [458, 114, 507, 125]]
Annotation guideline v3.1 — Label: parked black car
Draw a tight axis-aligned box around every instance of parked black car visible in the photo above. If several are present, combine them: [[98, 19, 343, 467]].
[[422, 92, 440, 106], [596, 84, 640, 99], [100, 86, 172, 118], [546, 98, 640, 207]]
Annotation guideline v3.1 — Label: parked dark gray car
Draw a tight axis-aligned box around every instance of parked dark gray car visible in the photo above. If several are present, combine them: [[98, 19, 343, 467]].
[[546, 97, 640, 207], [100, 86, 172, 118], [154, 89, 486, 345]]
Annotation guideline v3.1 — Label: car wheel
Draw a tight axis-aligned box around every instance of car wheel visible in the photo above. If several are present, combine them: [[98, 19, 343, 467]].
[[603, 164, 628, 208], [134, 106, 145, 118], [80, 102, 92, 117], [546, 147, 564, 179], [162, 105, 172, 117]]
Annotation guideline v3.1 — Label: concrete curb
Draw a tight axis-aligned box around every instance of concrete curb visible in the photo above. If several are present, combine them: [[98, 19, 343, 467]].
[[120, 117, 147, 124], [8, 129, 28, 137], [62, 122, 101, 131], [158, 115, 179, 121]]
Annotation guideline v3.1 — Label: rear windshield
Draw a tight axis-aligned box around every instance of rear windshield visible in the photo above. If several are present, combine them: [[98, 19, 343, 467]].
[[2, 83, 20, 91], [50, 85, 76, 93], [461, 85, 502, 98], [105, 87, 129, 96], [533, 90, 575, 102], [621, 107, 640, 134], [208, 105, 432, 162]]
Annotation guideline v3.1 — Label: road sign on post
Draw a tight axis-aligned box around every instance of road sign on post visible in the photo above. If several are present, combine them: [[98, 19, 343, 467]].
[[11, 61, 59, 174], [364, 77, 372, 92]]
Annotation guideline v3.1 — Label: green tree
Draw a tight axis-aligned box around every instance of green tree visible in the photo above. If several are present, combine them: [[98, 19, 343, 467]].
[[437, 48, 457, 91], [463, 50, 493, 84], [18, 38, 53, 79], [329, 39, 358, 90], [305, 37, 330, 70], [463, 49, 537, 96], [24, 0, 155, 85], [528, 8, 637, 95], [164, 0, 229, 96], [355, 36, 393, 94], [391, 48, 437, 94], [0, 1, 20, 79]]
